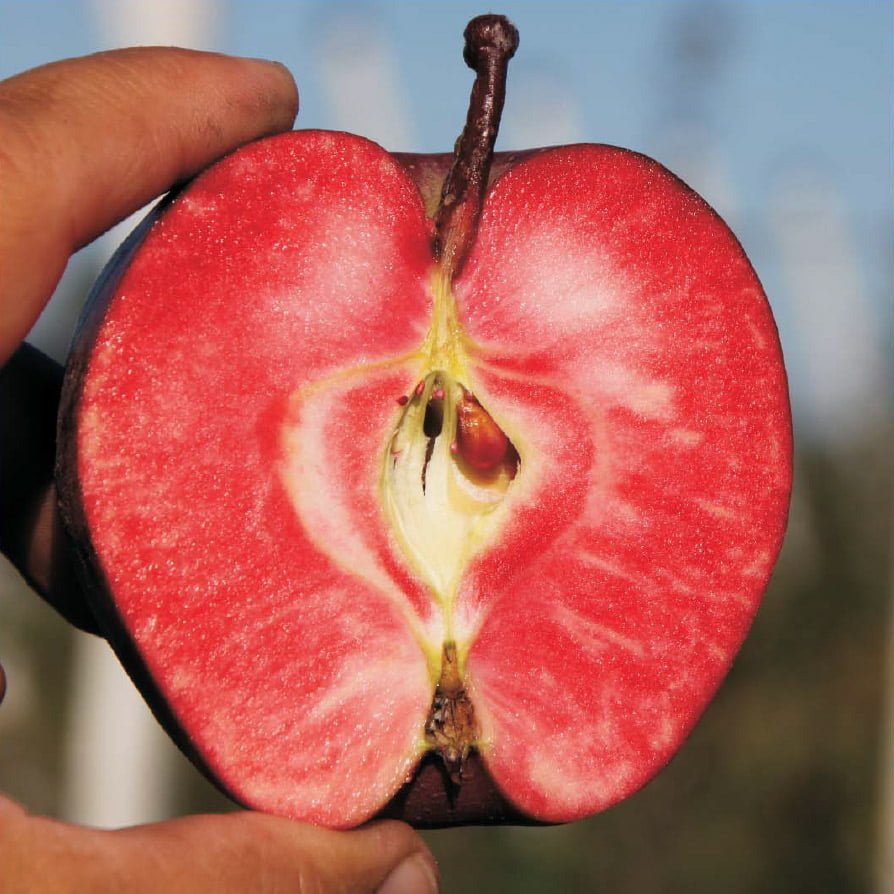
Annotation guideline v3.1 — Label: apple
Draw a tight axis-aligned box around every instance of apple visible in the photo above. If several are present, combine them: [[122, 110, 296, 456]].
[[56, 15, 791, 828]]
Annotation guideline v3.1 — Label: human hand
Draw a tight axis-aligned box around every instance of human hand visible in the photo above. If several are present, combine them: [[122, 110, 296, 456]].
[[0, 49, 439, 893], [0, 789, 439, 893]]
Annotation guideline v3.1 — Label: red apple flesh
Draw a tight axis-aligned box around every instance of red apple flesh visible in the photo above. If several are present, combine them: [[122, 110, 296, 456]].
[[56, 22, 791, 830]]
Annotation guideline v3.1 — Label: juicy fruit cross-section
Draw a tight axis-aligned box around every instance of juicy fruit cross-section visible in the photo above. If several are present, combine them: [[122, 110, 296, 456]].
[[57, 16, 791, 829]]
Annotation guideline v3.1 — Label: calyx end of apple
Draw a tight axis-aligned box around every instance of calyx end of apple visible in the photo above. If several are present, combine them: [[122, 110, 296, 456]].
[[425, 641, 477, 784]]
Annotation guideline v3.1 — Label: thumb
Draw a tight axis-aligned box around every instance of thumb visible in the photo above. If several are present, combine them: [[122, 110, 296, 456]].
[[1, 804, 440, 892], [114, 812, 441, 893]]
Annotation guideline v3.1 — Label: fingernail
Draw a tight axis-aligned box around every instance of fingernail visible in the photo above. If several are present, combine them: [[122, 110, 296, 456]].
[[244, 57, 294, 79], [377, 853, 440, 894]]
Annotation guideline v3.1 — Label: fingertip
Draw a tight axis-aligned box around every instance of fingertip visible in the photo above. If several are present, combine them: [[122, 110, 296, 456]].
[[377, 852, 441, 894], [357, 819, 441, 893], [232, 55, 299, 134]]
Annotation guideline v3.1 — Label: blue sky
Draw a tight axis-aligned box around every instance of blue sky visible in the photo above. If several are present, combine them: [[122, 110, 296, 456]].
[[1, 0, 891, 442], [2, 1, 889, 217]]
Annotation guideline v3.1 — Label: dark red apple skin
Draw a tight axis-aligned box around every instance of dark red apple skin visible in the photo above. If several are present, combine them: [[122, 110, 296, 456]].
[[56, 130, 792, 829]]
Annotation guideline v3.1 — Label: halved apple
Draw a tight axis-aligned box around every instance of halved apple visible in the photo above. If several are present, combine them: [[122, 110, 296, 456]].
[[56, 16, 791, 828]]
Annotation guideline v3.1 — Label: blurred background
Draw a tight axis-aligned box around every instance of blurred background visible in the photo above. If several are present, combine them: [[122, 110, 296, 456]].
[[0, 1, 891, 890]]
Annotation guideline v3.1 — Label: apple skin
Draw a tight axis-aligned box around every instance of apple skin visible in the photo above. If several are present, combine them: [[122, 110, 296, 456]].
[[57, 129, 792, 828]]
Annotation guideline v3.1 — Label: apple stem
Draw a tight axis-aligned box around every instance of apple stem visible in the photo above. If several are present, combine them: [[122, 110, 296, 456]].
[[433, 14, 519, 281]]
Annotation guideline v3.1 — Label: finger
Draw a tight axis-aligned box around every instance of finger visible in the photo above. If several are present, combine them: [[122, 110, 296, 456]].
[[0, 343, 99, 632], [0, 807, 440, 893], [118, 814, 441, 894], [0, 659, 6, 704], [0, 48, 298, 363]]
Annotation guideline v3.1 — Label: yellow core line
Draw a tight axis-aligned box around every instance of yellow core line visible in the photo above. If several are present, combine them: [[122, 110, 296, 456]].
[[422, 267, 468, 380]]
